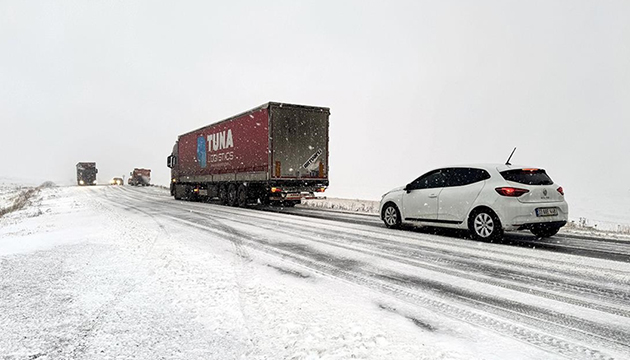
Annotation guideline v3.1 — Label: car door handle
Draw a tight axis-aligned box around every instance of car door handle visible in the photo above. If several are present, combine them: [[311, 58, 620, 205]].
[[428, 194, 438, 198]]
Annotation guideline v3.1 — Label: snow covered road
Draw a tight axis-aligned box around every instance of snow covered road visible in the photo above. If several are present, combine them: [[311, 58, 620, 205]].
[[2, 185, 630, 359]]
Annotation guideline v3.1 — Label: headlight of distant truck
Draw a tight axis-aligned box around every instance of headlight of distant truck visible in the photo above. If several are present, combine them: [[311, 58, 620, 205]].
[[79, 180, 85, 185], [93, 180, 97, 184]]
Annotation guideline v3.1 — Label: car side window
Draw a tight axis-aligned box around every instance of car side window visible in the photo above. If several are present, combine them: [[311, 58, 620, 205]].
[[444, 168, 491, 187], [409, 170, 445, 190]]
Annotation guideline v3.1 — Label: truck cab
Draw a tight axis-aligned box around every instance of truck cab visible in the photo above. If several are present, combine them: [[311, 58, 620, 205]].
[[76, 162, 98, 186]]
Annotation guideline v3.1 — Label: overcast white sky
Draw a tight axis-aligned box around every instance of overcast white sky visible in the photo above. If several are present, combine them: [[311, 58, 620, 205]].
[[1, 0, 629, 200]]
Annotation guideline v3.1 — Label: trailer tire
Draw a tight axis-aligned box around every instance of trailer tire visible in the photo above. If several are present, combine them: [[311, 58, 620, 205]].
[[218, 184, 228, 205], [259, 194, 270, 206], [184, 185, 194, 201], [237, 184, 248, 207], [227, 184, 238, 207]]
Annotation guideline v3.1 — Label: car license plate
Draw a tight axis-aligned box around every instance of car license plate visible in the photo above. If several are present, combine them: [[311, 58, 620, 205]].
[[536, 207, 558, 217]]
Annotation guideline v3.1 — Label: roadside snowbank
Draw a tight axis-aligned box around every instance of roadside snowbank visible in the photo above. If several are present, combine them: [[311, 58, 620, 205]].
[[302, 197, 380, 214]]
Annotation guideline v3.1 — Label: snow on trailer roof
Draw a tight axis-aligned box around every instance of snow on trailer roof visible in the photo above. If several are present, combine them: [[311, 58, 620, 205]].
[[177, 102, 331, 139], [76, 162, 96, 168]]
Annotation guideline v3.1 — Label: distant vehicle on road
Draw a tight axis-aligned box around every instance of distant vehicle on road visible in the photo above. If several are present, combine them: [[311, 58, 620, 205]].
[[110, 177, 124, 185], [167, 102, 329, 207], [380, 164, 568, 240], [76, 162, 98, 186], [128, 168, 151, 186]]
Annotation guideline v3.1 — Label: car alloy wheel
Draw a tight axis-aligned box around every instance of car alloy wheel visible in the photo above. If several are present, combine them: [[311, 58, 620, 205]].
[[383, 204, 401, 229], [469, 208, 503, 241], [474, 213, 494, 238]]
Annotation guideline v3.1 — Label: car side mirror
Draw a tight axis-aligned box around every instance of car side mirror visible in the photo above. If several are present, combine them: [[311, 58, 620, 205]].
[[404, 184, 412, 193]]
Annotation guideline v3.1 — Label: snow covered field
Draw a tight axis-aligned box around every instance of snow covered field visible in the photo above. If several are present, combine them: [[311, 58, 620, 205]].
[[2, 183, 630, 359]]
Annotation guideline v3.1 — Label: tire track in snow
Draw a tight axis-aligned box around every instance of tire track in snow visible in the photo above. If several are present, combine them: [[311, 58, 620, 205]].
[[125, 186, 630, 277], [65, 187, 177, 358], [165, 208, 630, 351], [113, 187, 630, 323], [118, 188, 630, 305], [98, 186, 261, 355], [161, 215, 623, 360], [101, 186, 627, 358], [267, 205, 630, 259]]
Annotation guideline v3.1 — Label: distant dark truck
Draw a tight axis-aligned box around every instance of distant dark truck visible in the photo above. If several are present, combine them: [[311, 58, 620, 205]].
[[128, 168, 151, 186], [76, 162, 98, 186], [167, 102, 329, 207]]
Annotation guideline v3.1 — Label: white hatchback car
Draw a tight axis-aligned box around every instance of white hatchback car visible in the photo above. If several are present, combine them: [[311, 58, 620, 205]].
[[380, 164, 568, 240]]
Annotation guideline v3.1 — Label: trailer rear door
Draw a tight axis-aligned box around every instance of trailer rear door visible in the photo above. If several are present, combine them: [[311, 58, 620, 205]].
[[270, 104, 329, 180]]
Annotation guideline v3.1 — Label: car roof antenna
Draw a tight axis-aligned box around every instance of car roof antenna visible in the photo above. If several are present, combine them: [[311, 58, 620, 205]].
[[505, 147, 517, 165]]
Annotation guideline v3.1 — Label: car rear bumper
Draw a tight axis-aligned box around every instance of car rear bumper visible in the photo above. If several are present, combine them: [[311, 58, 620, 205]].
[[496, 200, 569, 231]]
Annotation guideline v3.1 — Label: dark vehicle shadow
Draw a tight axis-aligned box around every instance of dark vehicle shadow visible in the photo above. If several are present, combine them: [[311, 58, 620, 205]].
[[399, 224, 549, 248]]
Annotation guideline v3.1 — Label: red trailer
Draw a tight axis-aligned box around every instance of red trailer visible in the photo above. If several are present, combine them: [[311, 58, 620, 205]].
[[128, 168, 151, 186], [167, 102, 329, 207]]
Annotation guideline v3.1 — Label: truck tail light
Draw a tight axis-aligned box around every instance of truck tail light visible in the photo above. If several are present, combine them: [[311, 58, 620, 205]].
[[271, 187, 282, 193], [495, 187, 529, 197], [557, 186, 564, 195]]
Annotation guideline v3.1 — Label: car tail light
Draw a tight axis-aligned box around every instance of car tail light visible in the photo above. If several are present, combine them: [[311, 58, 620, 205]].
[[495, 187, 529, 197], [557, 186, 564, 195], [271, 187, 282, 193], [316, 187, 326, 193]]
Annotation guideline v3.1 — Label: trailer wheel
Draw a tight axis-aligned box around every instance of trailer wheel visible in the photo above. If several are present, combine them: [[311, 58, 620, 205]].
[[218, 184, 228, 205], [227, 184, 238, 207], [237, 184, 248, 207]]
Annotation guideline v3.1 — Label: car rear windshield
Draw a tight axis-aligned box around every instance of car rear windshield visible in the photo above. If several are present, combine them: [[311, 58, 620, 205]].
[[500, 169, 553, 185]]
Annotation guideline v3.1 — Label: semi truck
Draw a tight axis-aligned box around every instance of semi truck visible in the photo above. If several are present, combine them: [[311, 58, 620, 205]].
[[128, 168, 151, 186], [167, 102, 329, 207], [76, 162, 98, 186]]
